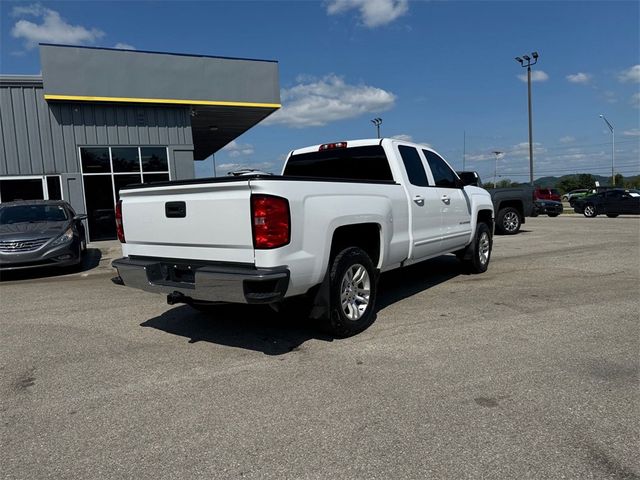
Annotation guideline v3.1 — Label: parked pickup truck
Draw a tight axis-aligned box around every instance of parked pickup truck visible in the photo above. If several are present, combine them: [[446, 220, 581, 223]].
[[112, 139, 494, 337], [457, 171, 535, 235]]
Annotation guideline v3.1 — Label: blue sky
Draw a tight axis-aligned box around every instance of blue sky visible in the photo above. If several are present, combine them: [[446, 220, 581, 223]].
[[1, 0, 639, 182]]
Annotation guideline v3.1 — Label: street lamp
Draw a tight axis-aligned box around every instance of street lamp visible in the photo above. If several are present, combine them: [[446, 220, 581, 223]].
[[371, 117, 382, 139], [515, 51, 539, 186], [492, 151, 503, 186], [599, 114, 615, 186]]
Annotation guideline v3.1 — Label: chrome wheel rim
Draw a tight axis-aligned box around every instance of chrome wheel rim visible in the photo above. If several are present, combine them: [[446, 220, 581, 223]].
[[340, 264, 371, 321], [503, 212, 519, 232], [584, 205, 595, 217], [478, 232, 490, 265]]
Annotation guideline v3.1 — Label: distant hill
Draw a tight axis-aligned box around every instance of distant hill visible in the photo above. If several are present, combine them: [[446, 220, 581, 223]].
[[531, 174, 640, 189]]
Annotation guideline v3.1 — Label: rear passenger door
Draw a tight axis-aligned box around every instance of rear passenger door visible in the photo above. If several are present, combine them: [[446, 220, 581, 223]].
[[422, 150, 472, 252], [396, 145, 443, 261]]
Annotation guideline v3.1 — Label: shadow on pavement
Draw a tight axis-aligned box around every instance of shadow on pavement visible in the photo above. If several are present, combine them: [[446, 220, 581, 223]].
[[0, 248, 102, 282], [140, 255, 465, 354], [141, 304, 333, 355]]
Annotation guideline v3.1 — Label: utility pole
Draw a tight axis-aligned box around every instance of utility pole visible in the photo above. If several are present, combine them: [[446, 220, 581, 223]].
[[599, 114, 615, 186], [371, 118, 382, 139], [515, 51, 539, 186]]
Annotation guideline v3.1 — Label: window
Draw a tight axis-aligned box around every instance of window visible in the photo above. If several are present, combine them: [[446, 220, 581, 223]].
[[46, 176, 62, 200], [112, 147, 140, 173], [423, 150, 458, 188], [398, 146, 429, 187], [0, 178, 44, 202], [141, 147, 169, 172], [284, 145, 393, 181], [81, 147, 110, 173]]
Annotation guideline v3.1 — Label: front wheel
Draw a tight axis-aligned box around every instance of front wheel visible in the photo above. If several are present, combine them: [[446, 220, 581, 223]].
[[457, 223, 492, 273], [496, 207, 521, 235], [583, 204, 597, 218], [325, 247, 378, 338]]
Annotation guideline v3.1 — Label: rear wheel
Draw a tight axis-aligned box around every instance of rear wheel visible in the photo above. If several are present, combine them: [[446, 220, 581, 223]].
[[606, 213, 619, 218], [324, 247, 377, 338], [496, 207, 521, 235], [583, 204, 597, 218]]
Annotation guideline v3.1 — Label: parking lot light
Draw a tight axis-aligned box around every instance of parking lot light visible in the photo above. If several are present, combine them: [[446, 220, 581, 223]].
[[599, 114, 615, 186]]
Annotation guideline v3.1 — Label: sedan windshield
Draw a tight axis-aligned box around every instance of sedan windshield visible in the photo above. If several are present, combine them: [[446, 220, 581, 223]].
[[0, 205, 68, 225]]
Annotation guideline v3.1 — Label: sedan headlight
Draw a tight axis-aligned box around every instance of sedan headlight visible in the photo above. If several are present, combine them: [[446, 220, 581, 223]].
[[50, 228, 74, 247]]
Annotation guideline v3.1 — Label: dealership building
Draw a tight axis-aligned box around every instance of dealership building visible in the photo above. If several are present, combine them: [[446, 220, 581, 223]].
[[0, 44, 280, 241]]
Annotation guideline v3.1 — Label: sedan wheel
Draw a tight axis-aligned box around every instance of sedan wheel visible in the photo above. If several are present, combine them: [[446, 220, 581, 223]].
[[583, 204, 597, 218]]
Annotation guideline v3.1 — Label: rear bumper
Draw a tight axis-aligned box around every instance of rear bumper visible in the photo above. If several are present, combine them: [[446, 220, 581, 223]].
[[111, 257, 289, 304]]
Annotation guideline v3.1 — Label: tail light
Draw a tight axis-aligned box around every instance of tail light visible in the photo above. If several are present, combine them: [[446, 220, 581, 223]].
[[251, 195, 290, 249], [319, 142, 347, 151], [115, 200, 125, 243]]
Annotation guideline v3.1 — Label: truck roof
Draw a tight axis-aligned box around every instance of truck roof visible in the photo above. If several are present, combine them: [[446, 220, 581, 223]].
[[289, 138, 438, 156]]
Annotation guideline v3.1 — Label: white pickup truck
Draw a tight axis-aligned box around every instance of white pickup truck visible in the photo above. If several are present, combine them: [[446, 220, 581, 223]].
[[112, 139, 494, 336]]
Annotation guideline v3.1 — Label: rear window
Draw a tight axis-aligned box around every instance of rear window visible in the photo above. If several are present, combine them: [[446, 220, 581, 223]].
[[283, 145, 393, 182]]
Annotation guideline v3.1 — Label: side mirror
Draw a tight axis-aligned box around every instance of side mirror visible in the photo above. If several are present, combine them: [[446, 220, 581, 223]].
[[74, 214, 88, 221], [457, 171, 481, 187]]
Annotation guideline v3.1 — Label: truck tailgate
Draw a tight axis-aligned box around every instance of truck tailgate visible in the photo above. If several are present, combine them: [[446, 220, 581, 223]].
[[120, 181, 255, 263]]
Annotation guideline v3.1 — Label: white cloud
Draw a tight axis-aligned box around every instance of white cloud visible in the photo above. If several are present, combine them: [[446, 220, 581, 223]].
[[631, 93, 640, 109], [559, 136, 575, 144], [262, 74, 396, 128], [326, 0, 409, 28], [114, 43, 135, 50], [391, 134, 413, 142], [11, 3, 104, 49], [566, 72, 591, 84], [517, 70, 549, 83], [222, 140, 255, 158], [618, 65, 640, 83], [623, 128, 640, 137]]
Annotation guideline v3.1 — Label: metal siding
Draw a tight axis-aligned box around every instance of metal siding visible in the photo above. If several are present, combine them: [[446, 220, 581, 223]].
[[126, 107, 140, 144], [24, 88, 44, 174], [137, 107, 149, 144], [59, 104, 78, 172], [48, 104, 67, 173], [11, 88, 32, 174], [172, 149, 195, 180], [105, 106, 118, 144], [94, 106, 108, 144], [167, 109, 179, 145], [147, 108, 159, 144], [116, 107, 129, 144], [36, 87, 56, 173], [0, 88, 20, 175], [72, 104, 86, 146], [82, 104, 97, 145]]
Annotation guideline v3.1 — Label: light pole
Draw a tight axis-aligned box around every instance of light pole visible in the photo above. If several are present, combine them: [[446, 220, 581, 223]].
[[492, 151, 503, 186], [515, 51, 539, 186], [599, 114, 615, 186], [371, 117, 382, 139]]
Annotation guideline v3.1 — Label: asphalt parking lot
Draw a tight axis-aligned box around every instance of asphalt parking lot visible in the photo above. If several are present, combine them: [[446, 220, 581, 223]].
[[1, 216, 639, 480]]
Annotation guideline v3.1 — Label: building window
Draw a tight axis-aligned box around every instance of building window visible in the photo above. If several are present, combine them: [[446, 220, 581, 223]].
[[0, 176, 63, 203], [79, 146, 171, 241]]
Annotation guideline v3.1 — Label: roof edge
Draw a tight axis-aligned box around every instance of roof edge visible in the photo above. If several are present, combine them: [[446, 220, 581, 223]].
[[0, 75, 44, 87], [39, 43, 278, 64]]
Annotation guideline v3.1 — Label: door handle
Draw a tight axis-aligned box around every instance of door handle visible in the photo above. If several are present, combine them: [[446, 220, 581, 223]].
[[413, 195, 425, 206], [441, 195, 450, 205]]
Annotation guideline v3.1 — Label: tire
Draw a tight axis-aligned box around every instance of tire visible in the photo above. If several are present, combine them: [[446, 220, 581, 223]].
[[496, 207, 521, 235], [457, 223, 492, 274], [606, 213, 619, 218], [548, 213, 559, 217], [583, 204, 597, 218], [324, 247, 377, 338]]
